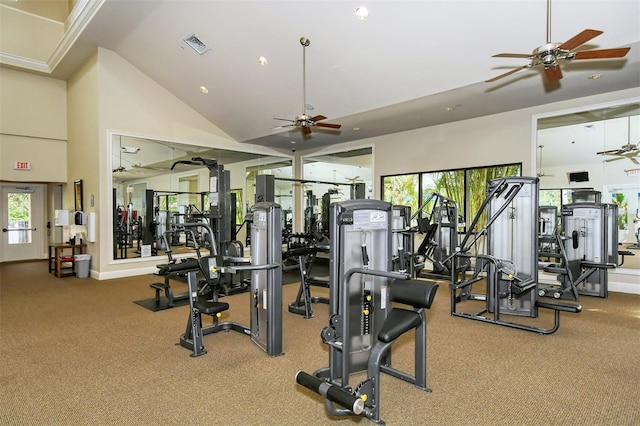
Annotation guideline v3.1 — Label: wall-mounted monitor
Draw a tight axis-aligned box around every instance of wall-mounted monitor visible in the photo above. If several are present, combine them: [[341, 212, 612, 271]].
[[568, 171, 589, 183]]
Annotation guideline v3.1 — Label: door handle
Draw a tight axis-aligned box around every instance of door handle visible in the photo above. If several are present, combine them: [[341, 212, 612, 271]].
[[2, 228, 6, 232]]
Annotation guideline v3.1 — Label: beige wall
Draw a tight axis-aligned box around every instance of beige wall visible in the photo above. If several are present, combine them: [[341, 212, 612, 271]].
[[66, 50, 99, 267], [0, 67, 67, 182], [0, 67, 67, 138], [0, 4, 65, 62]]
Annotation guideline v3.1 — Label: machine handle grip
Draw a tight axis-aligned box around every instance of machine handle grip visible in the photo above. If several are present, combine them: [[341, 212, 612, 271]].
[[361, 245, 369, 267], [295, 371, 364, 415]]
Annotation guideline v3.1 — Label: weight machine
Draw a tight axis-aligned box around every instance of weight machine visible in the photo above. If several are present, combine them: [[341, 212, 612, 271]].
[[390, 205, 415, 276], [296, 199, 439, 425], [538, 205, 560, 260], [450, 177, 581, 334], [414, 193, 459, 279], [157, 202, 282, 357], [286, 233, 330, 319], [539, 203, 618, 299]]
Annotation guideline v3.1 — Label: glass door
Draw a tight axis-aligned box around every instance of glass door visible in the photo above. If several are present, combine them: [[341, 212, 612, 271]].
[[1, 185, 44, 262]]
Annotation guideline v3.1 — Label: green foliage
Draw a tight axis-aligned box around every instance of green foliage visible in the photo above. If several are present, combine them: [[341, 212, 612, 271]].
[[384, 164, 521, 229], [382, 174, 419, 214], [8, 193, 31, 223], [467, 165, 521, 228], [610, 193, 628, 230]]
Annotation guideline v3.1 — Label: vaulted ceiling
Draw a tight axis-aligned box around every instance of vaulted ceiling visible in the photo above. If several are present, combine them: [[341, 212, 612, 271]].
[[2, 0, 639, 153]]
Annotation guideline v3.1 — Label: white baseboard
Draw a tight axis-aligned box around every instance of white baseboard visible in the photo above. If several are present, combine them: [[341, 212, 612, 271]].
[[540, 268, 639, 295], [609, 281, 640, 295], [96, 266, 158, 280]]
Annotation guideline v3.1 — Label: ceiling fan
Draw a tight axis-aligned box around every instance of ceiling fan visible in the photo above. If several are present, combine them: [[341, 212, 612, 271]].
[[597, 117, 640, 164], [536, 144, 554, 177], [273, 37, 342, 136], [131, 163, 170, 172], [486, 0, 631, 83]]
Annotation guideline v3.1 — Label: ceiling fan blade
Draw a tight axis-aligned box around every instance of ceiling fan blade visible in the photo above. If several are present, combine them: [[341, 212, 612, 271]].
[[544, 65, 563, 82], [573, 47, 631, 60], [310, 115, 327, 122], [271, 125, 295, 131], [596, 149, 623, 155], [492, 53, 532, 59], [274, 117, 296, 123], [605, 157, 624, 163], [558, 29, 603, 51], [630, 157, 640, 165], [485, 65, 530, 82], [316, 122, 342, 129], [301, 126, 312, 135]]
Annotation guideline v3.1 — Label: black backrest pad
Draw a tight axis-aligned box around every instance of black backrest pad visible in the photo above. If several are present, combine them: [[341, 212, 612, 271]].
[[390, 279, 439, 309], [156, 258, 200, 275]]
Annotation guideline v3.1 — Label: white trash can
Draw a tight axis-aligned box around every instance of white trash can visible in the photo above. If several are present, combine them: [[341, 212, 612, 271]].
[[74, 254, 91, 278]]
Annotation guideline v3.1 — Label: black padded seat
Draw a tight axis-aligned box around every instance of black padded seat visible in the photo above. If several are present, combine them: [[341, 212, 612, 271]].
[[194, 300, 229, 316], [377, 309, 421, 343], [390, 279, 439, 309], [376, 279, 439, 343], [157, 258, 200, 275]]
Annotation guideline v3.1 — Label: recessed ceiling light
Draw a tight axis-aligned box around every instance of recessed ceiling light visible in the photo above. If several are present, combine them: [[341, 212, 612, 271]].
[[290, 141, 296, 144], [200, 86, 209, 94], [355, 7, 369, 20], [353, 127, 360, 131], [258, 56, 269, 66], [588, 74, 603, 80]]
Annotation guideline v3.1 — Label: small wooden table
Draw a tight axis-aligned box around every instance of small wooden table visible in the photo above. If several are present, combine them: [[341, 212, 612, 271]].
[[48, 243, 87, 278]]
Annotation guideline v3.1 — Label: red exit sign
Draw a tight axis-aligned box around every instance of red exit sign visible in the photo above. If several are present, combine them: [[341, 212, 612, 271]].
[[14, 161, 31, 170]]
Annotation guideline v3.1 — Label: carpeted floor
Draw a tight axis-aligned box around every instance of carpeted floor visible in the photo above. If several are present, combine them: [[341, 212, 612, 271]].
[[1, 260, 639, 425]]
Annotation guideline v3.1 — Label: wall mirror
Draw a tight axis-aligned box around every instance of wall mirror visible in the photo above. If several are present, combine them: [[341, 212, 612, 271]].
[[535, 99, 640, 273], [111, 133, 292, 262], [302, 146, 373, 236]]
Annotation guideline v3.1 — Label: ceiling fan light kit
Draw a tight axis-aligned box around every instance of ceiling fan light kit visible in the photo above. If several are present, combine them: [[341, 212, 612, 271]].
[[486, 0, 630, 83]]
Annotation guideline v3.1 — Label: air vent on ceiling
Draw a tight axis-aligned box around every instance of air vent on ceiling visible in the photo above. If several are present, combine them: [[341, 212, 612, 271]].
[[183, 33, 211, 55]]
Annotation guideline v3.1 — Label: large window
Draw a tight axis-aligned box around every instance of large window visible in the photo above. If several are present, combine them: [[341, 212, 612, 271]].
[[382, 174, 419, 220], [382, 163, 521, 229]]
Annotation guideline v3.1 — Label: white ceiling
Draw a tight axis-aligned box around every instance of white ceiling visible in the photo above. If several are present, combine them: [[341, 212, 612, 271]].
[[4, 0, 640, 153]]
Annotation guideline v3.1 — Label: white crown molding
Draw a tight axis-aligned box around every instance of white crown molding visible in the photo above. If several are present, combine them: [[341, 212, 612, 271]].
[[0, 0, 105, 74], [48, 0, 106, 71], [0, 52, 50, 73]]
